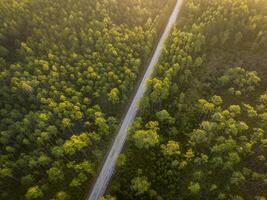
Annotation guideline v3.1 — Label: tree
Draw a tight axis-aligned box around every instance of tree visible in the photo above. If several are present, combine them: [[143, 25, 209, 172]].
[[47, 166, 64, 183], [53, 191, 70, 200], [20, 81, 33, 94], [161, 140, 180, 156], [188, 182, 200, 194], [25, 186, 43, 200], [63, 132, 91, 156], [108, 88, 120, 104], [21, 175, 34, 186], [156, 110, 175, 125], [132, 121, 159, 149], [116, 154, 126, 167], [131, 176, 151, 195], [219, 67, 261, 96]]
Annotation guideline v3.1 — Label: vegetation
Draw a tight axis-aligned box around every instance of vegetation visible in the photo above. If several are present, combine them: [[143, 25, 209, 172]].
[[108, 0, 267, 199], [0, 0, 176, 199]]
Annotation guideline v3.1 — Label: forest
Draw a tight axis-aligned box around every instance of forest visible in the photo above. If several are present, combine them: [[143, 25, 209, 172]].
[[106, 0, 267, 200], [0, 0, 176, 199], [1, 0, 267, 200]]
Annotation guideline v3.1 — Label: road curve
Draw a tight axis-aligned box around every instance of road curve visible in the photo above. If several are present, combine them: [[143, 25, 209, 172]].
[[88, 1, 184, 199]]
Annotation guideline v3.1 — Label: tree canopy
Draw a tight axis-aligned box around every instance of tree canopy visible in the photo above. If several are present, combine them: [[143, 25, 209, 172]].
[[0, 0, 176, 199], [108, 0, 267, 199]]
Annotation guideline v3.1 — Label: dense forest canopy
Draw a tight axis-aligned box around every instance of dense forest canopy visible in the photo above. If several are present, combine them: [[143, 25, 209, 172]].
[[107, 0, 267, 199], [0, 0, 176, 199]]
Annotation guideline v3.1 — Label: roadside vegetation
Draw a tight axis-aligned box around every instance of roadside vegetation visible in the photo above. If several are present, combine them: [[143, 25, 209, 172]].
[[108, 0, 267, 199]]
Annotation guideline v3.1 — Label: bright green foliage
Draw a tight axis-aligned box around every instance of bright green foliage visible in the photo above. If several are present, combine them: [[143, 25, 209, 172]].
[[108, 0, 267, 199], [130, 176, 151, 195], [116, 154, 126, 167], [63, 132, 91, 156], [100, 195, 116, 200], [161, 140, 180, 156], [156, 110, 175, 125], [219, 67, 261, 96], [108, 88, 120, 104], [47, 166, 64, 183], [132, 121, 159, 149], [52, 191, 70, 200], [198, 99, 215, 113], [25, 186, 43, 200], [148, 78, 170, 103], [0, 0, 176, 199], [188, 182, 200, 194]]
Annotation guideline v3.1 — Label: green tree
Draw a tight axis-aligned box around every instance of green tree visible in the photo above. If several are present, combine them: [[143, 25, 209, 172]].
[[25, 186, 43, 200], [132, 121, 159, 149], [156, 110, 175, 125], [47, 166, 64, 183], [131, 176, 151, 195], [108, 88, 120, 104], [161, 140, 180, 156]]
